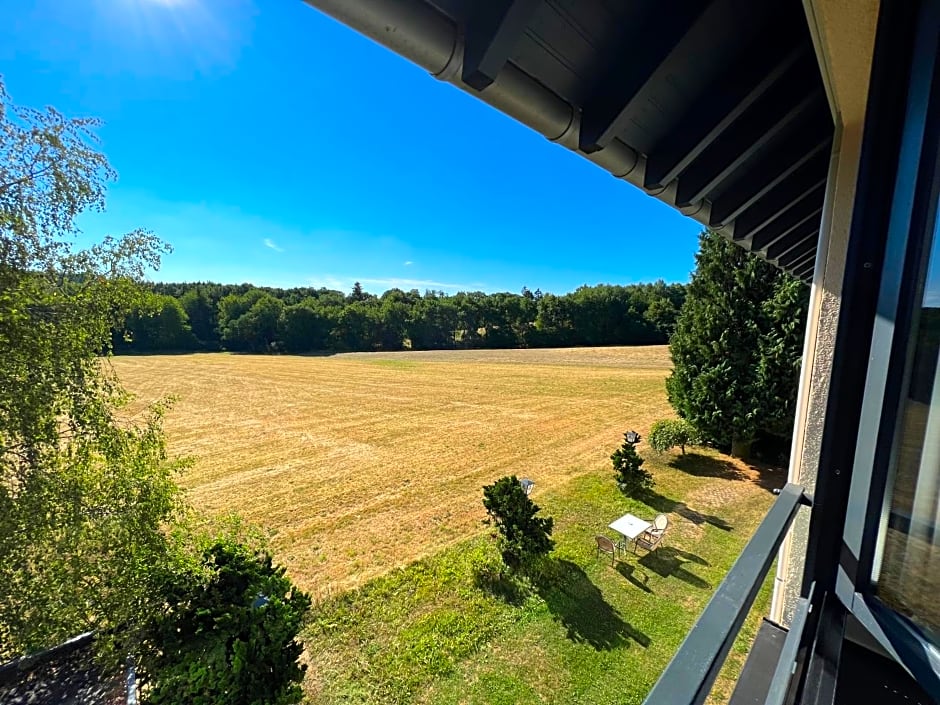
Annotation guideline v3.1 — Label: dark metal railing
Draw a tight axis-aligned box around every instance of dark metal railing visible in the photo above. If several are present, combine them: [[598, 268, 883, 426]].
[[764, 581, 815, 705], [643, 482, 811, 705], [0, 631, 95, 686]]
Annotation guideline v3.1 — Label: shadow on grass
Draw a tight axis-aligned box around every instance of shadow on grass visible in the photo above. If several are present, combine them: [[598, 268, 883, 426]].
[[474, 566, 531, 607], [615, 562, 654, 593], [669, 452, 783, 493], [536, 560, 651, 650], [638, 547, 710, 589], [640, 487, 734, 532]]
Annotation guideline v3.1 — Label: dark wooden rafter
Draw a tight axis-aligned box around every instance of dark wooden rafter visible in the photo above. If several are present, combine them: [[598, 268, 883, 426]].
[[709, 131, 832, 226], [461, 0, 543, 91], [744, 184, 826, 251], [784, 255, 817, 282], [721, 153, 828, 233], [675, 61, 823, 207], [752, 207, 823, 255], [765, 219, 819, 260], [644, 11, 806, 190], [778, 235, 819, 268], [793, 257, 817, 281], [579, 0, 709, 153], [789, 244, 819, 269], [770, 246, 815, 279], [789, 257, 818, 282], [734, 179, 826, 242], [765, 215, 818, 259], [777, 236, 820, 275]]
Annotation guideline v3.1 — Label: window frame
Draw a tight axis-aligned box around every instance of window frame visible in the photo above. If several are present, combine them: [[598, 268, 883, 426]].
[[834, 0, 940, 692]]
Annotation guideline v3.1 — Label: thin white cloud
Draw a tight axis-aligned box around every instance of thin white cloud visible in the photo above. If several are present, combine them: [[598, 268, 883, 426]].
[[306, 274, 490, 294], [306, 276, 488, 294], [308, 276, 347, 291], [263, 238, 284, 253], [403, 260, 414, 266], [359, 277, 486, 293]]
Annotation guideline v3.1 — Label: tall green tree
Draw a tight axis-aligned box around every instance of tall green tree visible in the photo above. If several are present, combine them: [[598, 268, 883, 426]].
[[279, 299, 333, 352], [232, 294, 284, 352], [454, 291, 487, 348], [642, 280, 686, 339], [117, 293, 198, 352], [179, 286, 219, 348], [0, 85, 313, 702], [407, 293, 457, 349], [347, 281, 370, 303], [757, 276, 810, 438], [0, 79, 184, 656], [533, 292, 575, 346], [218, 289, 284, 352], [332, 300, 379, 351], [666, 231, 808, 458]]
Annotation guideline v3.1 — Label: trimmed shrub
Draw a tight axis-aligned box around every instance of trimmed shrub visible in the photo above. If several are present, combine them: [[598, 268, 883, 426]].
[[611, 432, 653, 496], [648, 418, 701, 455], [482, 476, 554, 571]]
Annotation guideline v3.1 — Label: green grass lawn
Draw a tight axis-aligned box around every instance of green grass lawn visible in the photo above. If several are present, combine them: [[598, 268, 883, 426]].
[[303, 451, 780, 704]]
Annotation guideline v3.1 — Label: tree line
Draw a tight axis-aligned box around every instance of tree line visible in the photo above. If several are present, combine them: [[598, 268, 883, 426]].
[[113, 280, 687, 354]]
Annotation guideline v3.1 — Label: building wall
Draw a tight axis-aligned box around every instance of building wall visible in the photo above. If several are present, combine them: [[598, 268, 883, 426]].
[[771, 0, 880, 625]]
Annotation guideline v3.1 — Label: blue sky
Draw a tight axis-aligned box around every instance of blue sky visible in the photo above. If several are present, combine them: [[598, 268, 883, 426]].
[[0, 0, 702, 295]]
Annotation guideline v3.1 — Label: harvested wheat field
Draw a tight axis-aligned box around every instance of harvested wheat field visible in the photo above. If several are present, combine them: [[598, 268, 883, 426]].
[[112, 346, 674, 595]]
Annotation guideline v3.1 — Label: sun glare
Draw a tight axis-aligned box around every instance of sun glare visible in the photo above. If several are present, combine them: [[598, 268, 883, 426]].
[[102, 0, 246, 77]]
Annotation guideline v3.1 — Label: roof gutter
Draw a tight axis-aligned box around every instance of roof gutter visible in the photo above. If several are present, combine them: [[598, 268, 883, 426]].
[[302, 0, 716, 230]]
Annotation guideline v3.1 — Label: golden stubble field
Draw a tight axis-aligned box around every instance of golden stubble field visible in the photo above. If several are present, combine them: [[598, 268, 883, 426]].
[[112, 346, 673, 596]]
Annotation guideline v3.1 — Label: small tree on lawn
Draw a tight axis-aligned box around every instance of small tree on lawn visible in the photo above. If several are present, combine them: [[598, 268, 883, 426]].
[[648, 419, 701, 455], [482, 476, 554, 571], [611, 433, 653, 495]]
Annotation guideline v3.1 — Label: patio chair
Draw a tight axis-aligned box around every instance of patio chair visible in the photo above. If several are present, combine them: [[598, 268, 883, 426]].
[[595, 535, 617, 565], [635, 513, 669, 553]]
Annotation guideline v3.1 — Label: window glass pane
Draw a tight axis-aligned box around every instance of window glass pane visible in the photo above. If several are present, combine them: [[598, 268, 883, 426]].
[[875, 207, 940, 640]]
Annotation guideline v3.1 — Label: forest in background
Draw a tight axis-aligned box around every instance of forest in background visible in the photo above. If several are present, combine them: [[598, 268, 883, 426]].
[[113, 280, 687, 353]]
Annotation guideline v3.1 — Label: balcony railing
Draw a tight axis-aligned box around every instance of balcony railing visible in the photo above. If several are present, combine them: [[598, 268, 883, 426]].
[[643, 482, 812, 705]]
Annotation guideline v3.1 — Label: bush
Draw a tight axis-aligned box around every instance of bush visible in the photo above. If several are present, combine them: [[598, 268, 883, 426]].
[[611, 432, 653, 496], [140, 536, 311, 705], [648, 418, 701, 455], [482, 476, 554, 571]]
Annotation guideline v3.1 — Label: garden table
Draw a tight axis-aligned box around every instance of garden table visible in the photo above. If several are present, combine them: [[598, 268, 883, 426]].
[[608, 513, 652, 552]]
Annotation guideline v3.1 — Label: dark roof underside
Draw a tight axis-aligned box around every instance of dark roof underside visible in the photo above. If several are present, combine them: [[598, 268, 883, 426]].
[[305, 0, 834, 282]]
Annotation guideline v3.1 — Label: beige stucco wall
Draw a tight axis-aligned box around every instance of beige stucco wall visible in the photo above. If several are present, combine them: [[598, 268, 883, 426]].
[[770, 0, 879, 625]]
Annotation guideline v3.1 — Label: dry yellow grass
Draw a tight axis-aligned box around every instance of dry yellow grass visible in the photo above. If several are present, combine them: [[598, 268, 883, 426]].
[[112, 346, 674, 595]]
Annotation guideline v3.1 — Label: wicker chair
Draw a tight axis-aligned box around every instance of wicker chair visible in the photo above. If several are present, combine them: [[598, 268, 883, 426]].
[[635, 513, 669, 553], [595, 535, 617, 565]]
